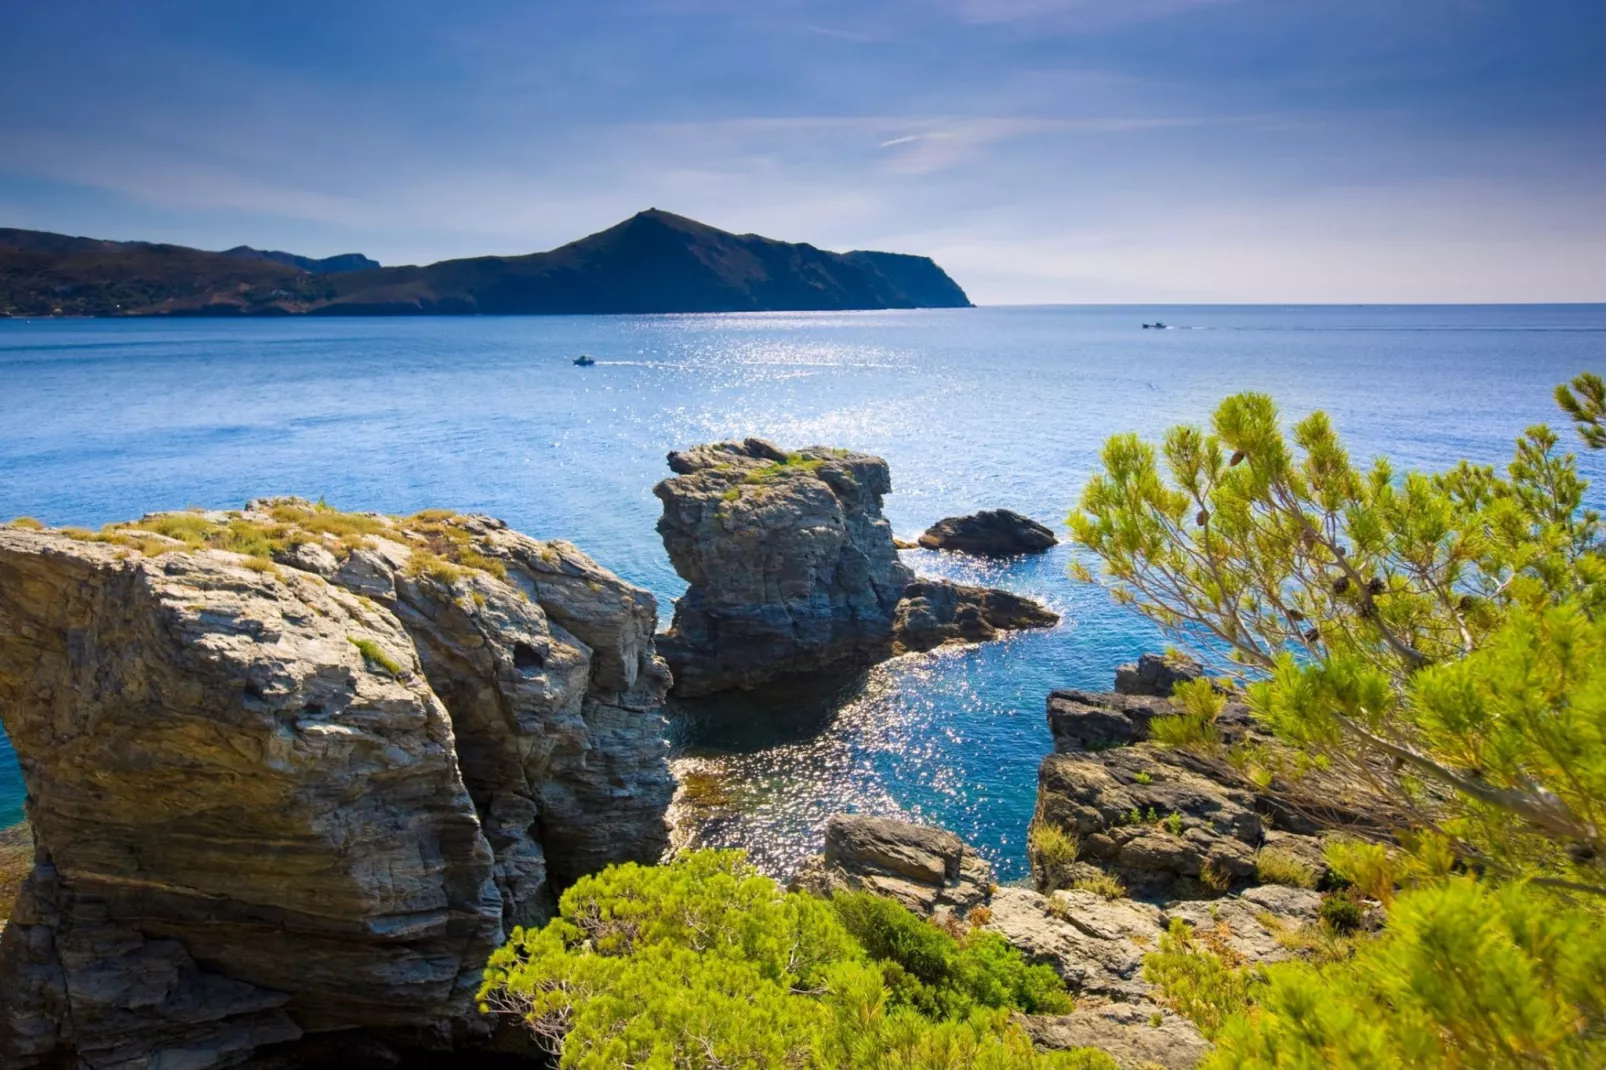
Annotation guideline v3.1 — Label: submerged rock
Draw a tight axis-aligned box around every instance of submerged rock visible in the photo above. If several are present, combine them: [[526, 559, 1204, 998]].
[[0, 503, 672, 1067], [654, 440, 1058, 696], [917, 509, 1058, 556], [791, 813, 992, 917]]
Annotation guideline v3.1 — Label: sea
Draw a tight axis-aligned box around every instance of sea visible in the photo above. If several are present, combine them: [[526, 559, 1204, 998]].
[[2, 305, 1602, 880]]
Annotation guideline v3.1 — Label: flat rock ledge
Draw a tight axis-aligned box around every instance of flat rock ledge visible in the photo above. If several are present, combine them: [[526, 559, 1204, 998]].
[[917, 509, 1059, 556], [654, 440, 1058, 696], [791, 813, 993, 919], [0, 502, 675, 1068]]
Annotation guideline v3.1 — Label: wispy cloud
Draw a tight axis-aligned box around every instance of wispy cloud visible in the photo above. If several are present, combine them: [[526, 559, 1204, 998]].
[[947, 0, 1242, 29]]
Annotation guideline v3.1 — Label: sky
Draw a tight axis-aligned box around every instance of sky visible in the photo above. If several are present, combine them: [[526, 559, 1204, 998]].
[[1, 0, 1603, 303]]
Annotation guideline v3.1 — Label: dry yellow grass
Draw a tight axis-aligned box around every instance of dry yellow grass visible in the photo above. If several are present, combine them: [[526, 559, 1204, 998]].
[[0, 823, 33, 924]]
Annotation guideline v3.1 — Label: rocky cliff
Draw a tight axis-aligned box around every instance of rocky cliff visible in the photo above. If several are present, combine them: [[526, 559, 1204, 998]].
[[653, 439, 1059, 696], [0, 502, 672, 1067]]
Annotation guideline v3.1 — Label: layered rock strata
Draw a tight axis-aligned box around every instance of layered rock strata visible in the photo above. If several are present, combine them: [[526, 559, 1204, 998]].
[[916, 509, 1058, 556], [653, 440, 1059, 696], [1031, 678, 1391, 899], [0, 502, 673, 1068]]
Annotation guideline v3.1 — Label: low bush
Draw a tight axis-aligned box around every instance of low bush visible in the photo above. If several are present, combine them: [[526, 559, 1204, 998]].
[[1204, 878, 1606, 1069], [1141, 918, 1257, 1039], [479, 850, 1109, 1069]]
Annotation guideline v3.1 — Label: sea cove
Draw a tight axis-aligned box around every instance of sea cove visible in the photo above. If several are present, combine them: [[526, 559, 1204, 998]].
[[3, 304, 1604, 879]]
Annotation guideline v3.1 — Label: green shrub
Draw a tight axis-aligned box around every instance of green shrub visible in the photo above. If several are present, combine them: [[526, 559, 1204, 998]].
[[1205, 878, 1606, 1069], [1253, 848, 1318, 889], [6, 516, 44, 530], [478, 851, 1106, 1069], [1142, 918, 1258, 1039], [1318, 891, 1364, 936], [830, 890, 1072, 1018], [348, 636, 402, 676]]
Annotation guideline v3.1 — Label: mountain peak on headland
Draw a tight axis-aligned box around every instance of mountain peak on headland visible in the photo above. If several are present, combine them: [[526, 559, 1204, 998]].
[[0, 211, 972, 317]]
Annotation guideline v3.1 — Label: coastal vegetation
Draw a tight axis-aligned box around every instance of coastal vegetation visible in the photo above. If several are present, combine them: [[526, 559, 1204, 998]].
[[477, 850, 1109, 1069], [0, 824, 29, 925], [1071, 372, 1606, 1066]]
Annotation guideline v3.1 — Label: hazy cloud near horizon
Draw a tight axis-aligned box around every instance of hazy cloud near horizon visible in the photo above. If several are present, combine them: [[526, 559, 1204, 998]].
[[0, 0, 1601, 302]]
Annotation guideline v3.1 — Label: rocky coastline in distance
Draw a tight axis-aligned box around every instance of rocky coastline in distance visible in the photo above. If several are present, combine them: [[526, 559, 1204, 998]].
[[0, 439, 1382, 1069], [0, 209, 972, 318]]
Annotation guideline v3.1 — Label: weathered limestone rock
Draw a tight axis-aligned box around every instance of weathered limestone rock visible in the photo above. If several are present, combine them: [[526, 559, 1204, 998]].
[[791, 814, 992, 917], [1022, 1004, 1210, 1070], [1031, 669, 1390, 898], [654, 440, 1058, 696], [916, 509, 1058, 556], [0, 504, 673, 1068], [988, 883, 1322, 1069], [1113, 652, 1203, 698]]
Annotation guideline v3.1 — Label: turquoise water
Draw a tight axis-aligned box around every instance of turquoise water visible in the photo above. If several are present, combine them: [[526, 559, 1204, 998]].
[[2, 306, 1603, 878]]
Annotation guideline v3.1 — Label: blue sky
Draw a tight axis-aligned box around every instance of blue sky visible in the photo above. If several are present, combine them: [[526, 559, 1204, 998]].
[[1, 0, 1602, 302]]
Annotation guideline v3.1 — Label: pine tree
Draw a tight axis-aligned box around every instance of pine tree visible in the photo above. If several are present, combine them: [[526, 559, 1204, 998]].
[[1070, 373, 1606, 1064]]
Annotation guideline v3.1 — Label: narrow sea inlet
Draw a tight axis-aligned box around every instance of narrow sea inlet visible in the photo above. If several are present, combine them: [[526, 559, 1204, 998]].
[[2, 305, 1602, 879]]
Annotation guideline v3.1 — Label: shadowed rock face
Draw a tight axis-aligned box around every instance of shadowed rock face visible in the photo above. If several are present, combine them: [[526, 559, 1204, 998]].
[[917, 509, 1058, 556], [654, 440, 917, 697], [0, 504, 672, 1068], [654, 440, 1059, 697]]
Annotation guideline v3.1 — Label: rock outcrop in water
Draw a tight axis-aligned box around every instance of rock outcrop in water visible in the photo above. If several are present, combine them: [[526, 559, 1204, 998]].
[[917, 509, 1058, 556], [0, 502, 672, 1068], [653, 440, 1060, 696]]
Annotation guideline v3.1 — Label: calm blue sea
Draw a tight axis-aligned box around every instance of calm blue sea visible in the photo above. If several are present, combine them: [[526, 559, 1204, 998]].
[[2, 306, 1603, 878]]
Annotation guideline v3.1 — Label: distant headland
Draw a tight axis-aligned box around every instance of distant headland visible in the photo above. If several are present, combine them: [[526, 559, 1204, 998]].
[[0, 209, 972, 317]]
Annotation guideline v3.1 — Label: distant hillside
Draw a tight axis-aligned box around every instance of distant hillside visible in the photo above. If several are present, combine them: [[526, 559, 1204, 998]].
[[0, 210, 971, 317], [220, 247, 380, 274]]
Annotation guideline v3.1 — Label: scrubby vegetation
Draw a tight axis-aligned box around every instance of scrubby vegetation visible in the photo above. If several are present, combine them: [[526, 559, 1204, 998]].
[[1028, 821, 1081, 892], [478, 850, 1110, 1069], [23, 498, 518, 585], [348, 636, 403, 676], [1068, 872, 1127, 900], [0, 824, 30, 925], [1252, 848, 1318, 889], [1072, 372, 1606, 1066]]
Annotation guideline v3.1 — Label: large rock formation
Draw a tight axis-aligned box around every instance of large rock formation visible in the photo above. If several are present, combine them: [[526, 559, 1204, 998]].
[[916, 509, 1058, 556], [653, 440, 1059, 696], [0, 502, 673, 1067]]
